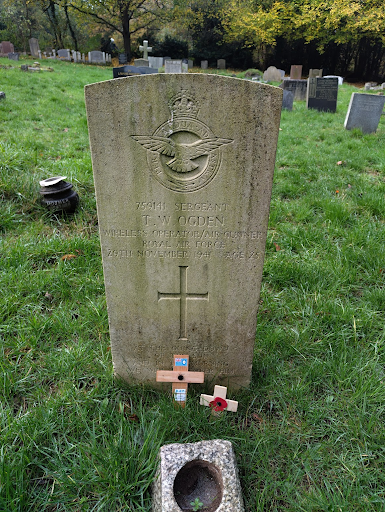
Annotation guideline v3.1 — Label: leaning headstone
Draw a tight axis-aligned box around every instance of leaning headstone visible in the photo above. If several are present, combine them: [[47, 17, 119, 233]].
[[309, 68, 322, 78], [217, 59, 226, 70], [263, 66, 282, 82], [112, 65, 158, 78], [282, 89, 294, 111], [182, 59, 188, 73], [152, 440, 245, 511], [344, 93, 385, 134], [277, 69, 285, 79], [306, 77, 338, 112], [148, 56, 164, 70], [164, 59, 183, 73], [188, 59, 194, 69], [280, 78, 307, 101], [89, 51, 105, 64], [29, 38, 40, 57], [0, 41, 14, 56], [57, 49, 71, 61], [8, 53, 19, 61], [323, 75, 343, 86], [72, 50, 77, 62], [85, 74, 282, 388], [290, 64, 302, 79], [134, 58, 149, 67], [201, 60, 208, 69]]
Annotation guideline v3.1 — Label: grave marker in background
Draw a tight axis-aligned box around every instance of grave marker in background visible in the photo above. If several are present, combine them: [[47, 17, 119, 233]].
[[148, 56, 164, 70], [344, 93, 385, 134], [306, 77, 338, 112], [280, 79, 307, 101], [290, 65, 302, 79], [29, 38, 40, 57], [263, 66, 282, 82], [85, 74, 282, 389], [201, 60, 208, 69], [0, 41, 14, 56], [164, 59, 184, 73], [309, 68, 322, 78], [217, 59, 226, 70], [282, 90, 294, 110]]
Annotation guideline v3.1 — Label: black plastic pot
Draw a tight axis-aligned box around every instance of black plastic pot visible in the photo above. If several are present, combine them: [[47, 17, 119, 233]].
[[39, 176, 79, 213]]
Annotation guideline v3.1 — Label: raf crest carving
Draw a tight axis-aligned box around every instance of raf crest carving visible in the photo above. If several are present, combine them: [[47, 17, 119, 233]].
[[132, 91, 233, 192]]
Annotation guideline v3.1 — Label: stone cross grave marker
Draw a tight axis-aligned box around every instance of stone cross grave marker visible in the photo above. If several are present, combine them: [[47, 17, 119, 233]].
[[200, 385, 238, 416], [344, 93, 385, 134], [156, 354, 204, 407], [84, 74, 282, 389], [307, 77, 338, 112], [139, 40, 152, 59], [290, 65, 302, 79]]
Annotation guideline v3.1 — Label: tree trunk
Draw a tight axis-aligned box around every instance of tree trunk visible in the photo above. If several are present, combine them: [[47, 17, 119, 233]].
[[64, 4, 78, 51], [121, 7, 131, 61]]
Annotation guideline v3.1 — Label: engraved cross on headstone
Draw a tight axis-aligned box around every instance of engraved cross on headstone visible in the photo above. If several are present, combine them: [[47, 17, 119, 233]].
[[139, 40, 152, 60], [158, 266, 208, 340]]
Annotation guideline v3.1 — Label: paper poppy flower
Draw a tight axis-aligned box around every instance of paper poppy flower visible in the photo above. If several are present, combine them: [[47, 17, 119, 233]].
[[209, 396, 228, 412]]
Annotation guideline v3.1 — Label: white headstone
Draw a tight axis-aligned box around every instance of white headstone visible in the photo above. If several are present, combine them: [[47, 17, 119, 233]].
[[164, 60, 183, 73]]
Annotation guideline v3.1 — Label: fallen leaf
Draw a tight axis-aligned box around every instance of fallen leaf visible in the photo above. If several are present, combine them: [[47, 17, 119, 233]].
[[335, 190, 339, 194], [337, 161, 343, 165], [273, 242, 281, 251], [252, 413, 263, 423], [64, 128, 69, 132], [128, 414, 139, 422], [61, 254, 76, 261], [44, 292, 54, 301]]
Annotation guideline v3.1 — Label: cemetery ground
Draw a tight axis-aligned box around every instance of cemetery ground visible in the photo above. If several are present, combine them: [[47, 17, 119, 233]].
[[1, 58, 385, 511]]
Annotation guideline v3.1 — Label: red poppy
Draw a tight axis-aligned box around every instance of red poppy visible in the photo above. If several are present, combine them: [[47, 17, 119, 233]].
[[209, 397, 228, 412]]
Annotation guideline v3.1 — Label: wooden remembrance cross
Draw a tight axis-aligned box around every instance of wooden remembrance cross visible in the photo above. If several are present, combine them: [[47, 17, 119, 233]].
[[156, 355, 204, 407]]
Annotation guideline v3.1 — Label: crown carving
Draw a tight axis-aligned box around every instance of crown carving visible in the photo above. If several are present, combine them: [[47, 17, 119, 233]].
[[169, 91, 199, 119]]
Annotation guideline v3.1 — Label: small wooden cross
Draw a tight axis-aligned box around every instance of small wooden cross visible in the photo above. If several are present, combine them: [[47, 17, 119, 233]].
[[200, 385, 238, 416], [156, 355, 204, 408]]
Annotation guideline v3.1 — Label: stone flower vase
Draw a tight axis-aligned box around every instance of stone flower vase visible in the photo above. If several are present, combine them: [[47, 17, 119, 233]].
[[39, 176, 79, 213]]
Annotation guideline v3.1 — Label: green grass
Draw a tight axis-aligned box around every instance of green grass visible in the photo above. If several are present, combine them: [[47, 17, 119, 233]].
[[1, 57, 385, 511]]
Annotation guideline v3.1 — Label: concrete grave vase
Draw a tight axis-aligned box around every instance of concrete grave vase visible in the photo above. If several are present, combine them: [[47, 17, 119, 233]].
[[152, 440, 244, 511]]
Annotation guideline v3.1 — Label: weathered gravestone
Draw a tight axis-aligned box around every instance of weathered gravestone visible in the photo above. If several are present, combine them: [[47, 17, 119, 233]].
[[57, 49, 71, 61], [306, 77, 338, 112], [112, 65, 158, 78], [29, 38, 40, 57], [344, 93, 385, 134], [282, 89, 294, 111], [280, 79, 307, 101], [309, 68, 322, 78], [0, 41, 14, 56], [290, 65, 302, 79], [139, 40, 152, 59], [263, 66, 282, 82], [217, 59, 226, 70], [165, 59, 184, 73], [85, 74, 282, 389], [134, 58, 149, 67], [89, 51, 105, 64], [119, 53, 128, 64], [8, 53, 19, 61], [148, 56, 164, 70], [201, 60, 208, 70]]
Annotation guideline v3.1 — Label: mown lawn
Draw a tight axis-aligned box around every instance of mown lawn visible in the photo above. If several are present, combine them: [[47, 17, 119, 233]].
[[1, 57, 385, 511]]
